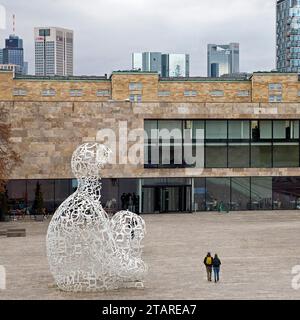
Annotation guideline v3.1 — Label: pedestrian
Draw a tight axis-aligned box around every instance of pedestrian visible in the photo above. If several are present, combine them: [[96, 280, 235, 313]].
[[203, 252, 213, 282], [125, 193, 130, 210], [213, 254, 221, 283], [121, 193, 126, 210], [132, 193, 138, 213], [128, 193, 133, 211]]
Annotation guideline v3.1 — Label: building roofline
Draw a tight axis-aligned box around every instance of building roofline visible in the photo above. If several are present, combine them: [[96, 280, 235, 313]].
[[14, 74, 109, 82], [159, 77, 250, 82], [111, 70, 159, 76], [1, 70, 299, 82], [34, 27, 74, 32], [252, 71, 299, 75]]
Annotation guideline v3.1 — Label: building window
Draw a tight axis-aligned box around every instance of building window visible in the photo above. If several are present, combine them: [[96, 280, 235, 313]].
[[251, 120, 272, 168], [129, 94, 142, 102], [273, 120, 299, 167], [205, 120, 227, 168], [269, 95, 282, 102], [269, 83, 282, 90], [70, 89, 83, 97], [158, 91, 171, 97], [251, 177, 273, 210], [184, 90, 197, 97], [129, 82, 142, 91], [210, 90, 224, 97], [237, 90, 250, 97], [272, 177, 300, 210], [228, 120, 250, 168], [13, 89, 27, 96], [96, 90, 110, 97], [231, 177, 251, 211], [39, 29, 50, 37], [206, 178, 230, 211], [41, 89, 56, 97]]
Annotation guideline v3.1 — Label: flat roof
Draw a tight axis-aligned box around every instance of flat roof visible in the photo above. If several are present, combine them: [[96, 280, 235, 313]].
[[111, 70, 159, 75], [252, 71, 299, 75], [14, 74, 109, 82], [1, 70, 298, 82], [160, 76, 250, 82]]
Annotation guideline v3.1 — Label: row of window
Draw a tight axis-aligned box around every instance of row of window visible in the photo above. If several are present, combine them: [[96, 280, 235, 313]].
[[193, 176, 300, 212], [158, 90, 250, 97], [140, 176, 300, 212], [12, 89, 111, 97], [6, 177, 300, 214], [144, 120, 300, 169], [6, 179, 139, 214], [145, 120, 300, 142], [11, 85, 300, 101], [12, 88, 251, 99]]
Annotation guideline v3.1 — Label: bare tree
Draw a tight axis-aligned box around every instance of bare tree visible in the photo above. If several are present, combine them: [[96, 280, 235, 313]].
[[0, 105, 21, 193]]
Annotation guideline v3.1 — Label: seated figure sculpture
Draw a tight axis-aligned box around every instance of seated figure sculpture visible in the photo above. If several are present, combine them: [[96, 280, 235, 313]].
[[46, 143, 147, 292]]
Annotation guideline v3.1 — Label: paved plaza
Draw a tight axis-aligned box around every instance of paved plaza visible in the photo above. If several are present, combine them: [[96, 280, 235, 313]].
[[1, 211, 300, 300]]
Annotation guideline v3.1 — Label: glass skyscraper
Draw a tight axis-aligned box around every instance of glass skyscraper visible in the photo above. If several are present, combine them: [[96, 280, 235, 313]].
[[207, 43, 239, 77], [2, 35, 27, 75], [277, 0, 300, 72], [132, 52, 190, 77], [161, 54, 190, 77]]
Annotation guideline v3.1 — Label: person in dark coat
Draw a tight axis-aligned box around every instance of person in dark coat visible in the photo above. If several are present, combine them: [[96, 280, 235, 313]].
[[121, 193, 126, 210], [203, 252, 213, 282], [213, 254, 222, 283], [132, 193, 138, 213]]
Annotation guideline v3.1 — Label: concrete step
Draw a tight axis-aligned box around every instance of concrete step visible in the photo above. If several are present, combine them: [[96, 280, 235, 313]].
[[6, 229, 26, 238]]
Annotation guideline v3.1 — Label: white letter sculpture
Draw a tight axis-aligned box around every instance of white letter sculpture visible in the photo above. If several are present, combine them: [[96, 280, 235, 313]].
[[46, 143, 147, 292]]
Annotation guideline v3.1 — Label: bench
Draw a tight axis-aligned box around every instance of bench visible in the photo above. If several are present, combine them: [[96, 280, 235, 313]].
[[6, 229, 26, 238]]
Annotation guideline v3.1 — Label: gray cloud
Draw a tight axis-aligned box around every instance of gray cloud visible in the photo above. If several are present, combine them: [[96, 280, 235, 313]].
[[0, 0, 276, 76]]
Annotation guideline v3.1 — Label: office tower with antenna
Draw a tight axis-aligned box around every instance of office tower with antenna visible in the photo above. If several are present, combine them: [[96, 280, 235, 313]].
[[1, 14, 28, 75]]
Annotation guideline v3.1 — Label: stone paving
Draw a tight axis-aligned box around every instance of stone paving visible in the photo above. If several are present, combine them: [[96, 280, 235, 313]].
[[1, 211, 300, 300]]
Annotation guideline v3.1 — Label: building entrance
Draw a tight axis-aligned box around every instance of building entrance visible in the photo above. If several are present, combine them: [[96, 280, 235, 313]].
[[142, 185, 192, 213]]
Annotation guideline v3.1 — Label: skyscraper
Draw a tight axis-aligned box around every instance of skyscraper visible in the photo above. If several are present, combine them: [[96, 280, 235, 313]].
[[132, 52, 190, 77], [132, 52, 162, 74], [34, 27, 74, 76], [207, 43, 239, 77], [2, 34, 27, 74], [162, 54, 190, 77], [277, 0, 300, 73]]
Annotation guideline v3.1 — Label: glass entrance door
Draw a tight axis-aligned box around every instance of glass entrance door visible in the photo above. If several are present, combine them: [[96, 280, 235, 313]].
[[142, 186, 191, 213]]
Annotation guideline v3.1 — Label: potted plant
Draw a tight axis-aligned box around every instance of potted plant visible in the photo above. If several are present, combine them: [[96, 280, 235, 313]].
[[33, 182, 45, 221]]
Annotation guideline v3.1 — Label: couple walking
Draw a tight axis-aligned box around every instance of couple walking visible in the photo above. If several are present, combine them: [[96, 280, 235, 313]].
[[203, 252, 221, 283]]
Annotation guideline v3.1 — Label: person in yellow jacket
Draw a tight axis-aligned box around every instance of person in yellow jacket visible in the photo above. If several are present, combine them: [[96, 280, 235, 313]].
[[203, 252, 213, 282]]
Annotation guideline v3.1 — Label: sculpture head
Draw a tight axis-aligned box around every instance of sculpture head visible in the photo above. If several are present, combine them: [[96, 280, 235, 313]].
[[71, 143, 111, 178]]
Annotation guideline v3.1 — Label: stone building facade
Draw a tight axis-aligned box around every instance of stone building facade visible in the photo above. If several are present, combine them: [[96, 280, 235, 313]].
[[1, 70, 300, 213]]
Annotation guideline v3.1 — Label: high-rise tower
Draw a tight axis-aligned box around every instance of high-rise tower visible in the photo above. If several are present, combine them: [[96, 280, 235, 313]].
[[277, 0, 300, 73], [34, 27, 74, 76]]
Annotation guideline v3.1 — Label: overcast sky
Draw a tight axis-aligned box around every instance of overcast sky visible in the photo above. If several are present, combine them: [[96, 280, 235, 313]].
[[0, 0, 277, 76]]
